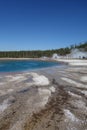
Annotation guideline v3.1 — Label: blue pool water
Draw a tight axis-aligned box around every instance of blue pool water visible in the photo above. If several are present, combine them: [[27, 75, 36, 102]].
[[0, 60, 60, 73]]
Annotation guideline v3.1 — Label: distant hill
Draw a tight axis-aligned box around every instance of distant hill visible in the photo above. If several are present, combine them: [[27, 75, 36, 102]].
[[76, 42, 87, 51]]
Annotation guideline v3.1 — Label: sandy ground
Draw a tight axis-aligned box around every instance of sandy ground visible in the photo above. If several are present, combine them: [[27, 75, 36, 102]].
[[55, 59, 87, 66], [0, 59, 87, 130]]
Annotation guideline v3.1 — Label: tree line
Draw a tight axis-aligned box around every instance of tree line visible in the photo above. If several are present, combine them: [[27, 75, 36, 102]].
[[0, 48, 70, 58], [0, 42, 87, 58]]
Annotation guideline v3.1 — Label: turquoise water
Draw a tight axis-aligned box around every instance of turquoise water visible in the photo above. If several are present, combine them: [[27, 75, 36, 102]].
[[0, 60, 60, 73]]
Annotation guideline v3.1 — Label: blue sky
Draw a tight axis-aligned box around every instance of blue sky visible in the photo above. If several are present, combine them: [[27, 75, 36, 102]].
[[0, 0, 87, 51]]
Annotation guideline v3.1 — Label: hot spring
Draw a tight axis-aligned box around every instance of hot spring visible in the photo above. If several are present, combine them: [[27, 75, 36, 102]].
[[0, 60, 61, 73]]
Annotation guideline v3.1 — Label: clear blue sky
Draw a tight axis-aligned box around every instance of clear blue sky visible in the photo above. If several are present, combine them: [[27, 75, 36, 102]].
[[0, 0, 87, 51]]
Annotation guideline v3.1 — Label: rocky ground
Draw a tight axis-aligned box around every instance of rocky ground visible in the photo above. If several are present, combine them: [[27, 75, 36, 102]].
[[0, 63, 87, 130]]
